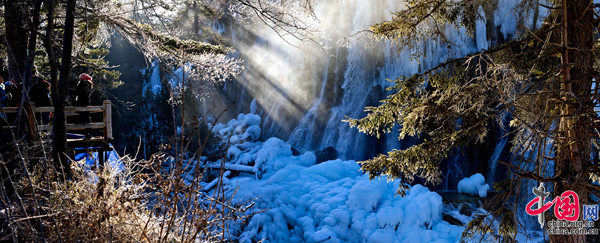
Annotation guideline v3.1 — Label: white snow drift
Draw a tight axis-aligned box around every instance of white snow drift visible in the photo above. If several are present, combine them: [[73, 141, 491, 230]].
[[457, 173, 490, 198]]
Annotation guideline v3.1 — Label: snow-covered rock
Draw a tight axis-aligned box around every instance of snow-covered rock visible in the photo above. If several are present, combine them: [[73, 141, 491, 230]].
[[212, 112, 262, 146], [457, 173, 490, 198]]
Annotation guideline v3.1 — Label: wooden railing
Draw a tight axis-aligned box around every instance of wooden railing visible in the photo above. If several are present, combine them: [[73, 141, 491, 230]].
[[1, 100, 113, 143]]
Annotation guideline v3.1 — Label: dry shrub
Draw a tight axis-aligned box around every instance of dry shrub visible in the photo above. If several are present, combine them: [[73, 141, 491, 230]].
[[0, 150, 253, 242]]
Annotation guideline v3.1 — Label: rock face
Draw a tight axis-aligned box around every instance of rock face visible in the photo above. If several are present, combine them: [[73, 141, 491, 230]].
[[315, 146, 339, 163], [459, 203, 473, 217], [439, 191, 484, 227], [291, 147, 301, 156], [442, 213, 464, 226]]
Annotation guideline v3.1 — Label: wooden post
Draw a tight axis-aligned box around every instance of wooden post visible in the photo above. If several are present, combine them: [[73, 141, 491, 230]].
[[98, 148, 105, 170], [101, 100, 112, 169], [26, 102, 37, 142], [103, 100, 112, 141]]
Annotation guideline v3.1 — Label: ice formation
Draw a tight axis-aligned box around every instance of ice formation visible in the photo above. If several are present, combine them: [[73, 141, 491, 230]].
[[204, 111, 465, 242], [457, 173, 490, 198]]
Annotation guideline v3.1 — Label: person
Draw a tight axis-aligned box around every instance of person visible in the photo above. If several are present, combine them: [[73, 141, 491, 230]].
[[74, 73, 93, 107], [0, 76, 11, 107], [29, 66, 52, 124], [3, 79, 22, 134], [0, 81, 14, 197], [0, 81, 12, 148], [0, 83, 11, 109], [4, 79, 21, 108], [29, 67, 51, 106], [74, 73, 94, 138], [0, 81, 11, 114]]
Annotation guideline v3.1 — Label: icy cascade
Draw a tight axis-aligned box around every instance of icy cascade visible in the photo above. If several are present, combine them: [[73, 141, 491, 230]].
[[232, 0, 494, 158], [141, 60, 162, 96], [314, 1, 483, 161], [487, 111, 512, 183], [228, 0, 545, 182]]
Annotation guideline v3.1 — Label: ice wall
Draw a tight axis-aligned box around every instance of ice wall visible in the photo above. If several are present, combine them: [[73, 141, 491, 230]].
[[224, 0, 542, 184]]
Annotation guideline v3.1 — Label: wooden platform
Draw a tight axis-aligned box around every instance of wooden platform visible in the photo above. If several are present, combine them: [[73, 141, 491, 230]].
[[1, 100, 114, 166]]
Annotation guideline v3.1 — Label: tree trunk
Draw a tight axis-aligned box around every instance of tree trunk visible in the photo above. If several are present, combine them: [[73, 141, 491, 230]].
[[4, 1, 29, 139], [44, 0, 58, 104], [4, 1, 28, 84], [553, 0, 594, 242], [193, 1, 200, 40], [21, 2, 42, 143], [24, 2, 41, 95], [53, 0, 77, 180]]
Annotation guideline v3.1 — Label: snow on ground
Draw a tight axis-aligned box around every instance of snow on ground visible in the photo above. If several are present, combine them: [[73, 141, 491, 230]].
[[203, 109, 465, 242], [457, 173, 490, 198]]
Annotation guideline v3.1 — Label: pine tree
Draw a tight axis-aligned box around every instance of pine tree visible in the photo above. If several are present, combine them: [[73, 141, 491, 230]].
[[346, 1, 598, 242]]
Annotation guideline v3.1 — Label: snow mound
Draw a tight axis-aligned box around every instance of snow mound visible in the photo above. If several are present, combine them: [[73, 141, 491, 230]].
[[202, 108, 463, 242], [230, 157, 462, 243], [204, 111, 316, 178], [211, 112, 262, 145], [457, 173, 490, 198], [208, 136, 463, 242]]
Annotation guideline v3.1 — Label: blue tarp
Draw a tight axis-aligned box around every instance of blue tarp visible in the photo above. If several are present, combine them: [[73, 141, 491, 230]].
[[74, 143, 124, 172]]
